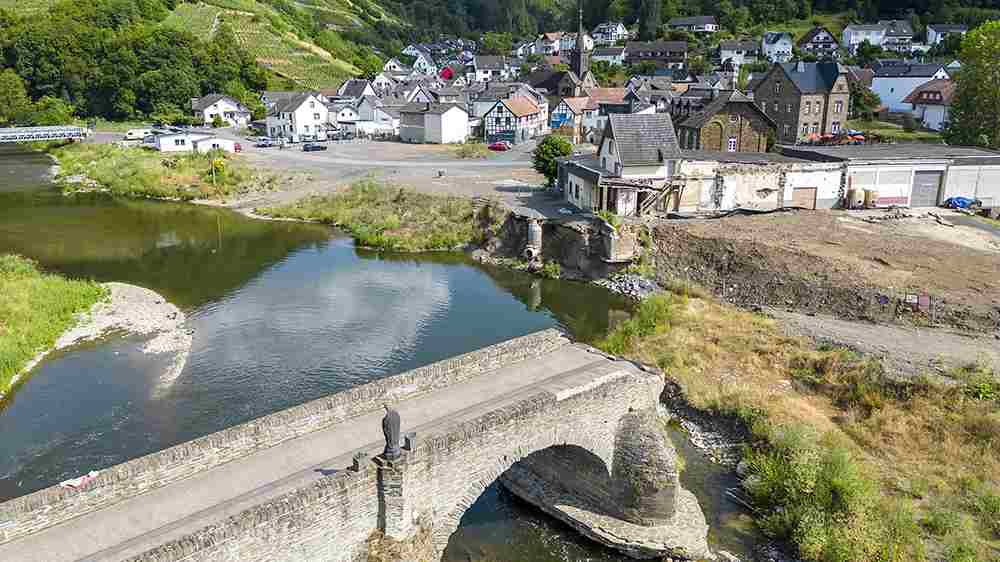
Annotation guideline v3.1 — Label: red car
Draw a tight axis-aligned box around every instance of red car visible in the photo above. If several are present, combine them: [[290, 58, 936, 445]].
[[488, 141, 511, 151]]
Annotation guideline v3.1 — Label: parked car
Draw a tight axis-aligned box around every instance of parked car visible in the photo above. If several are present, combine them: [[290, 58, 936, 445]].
[[488, 141, 511, 151], [255, 138, 275, 148], [234, 143, 243, 153], [302, 143, 328, 152]]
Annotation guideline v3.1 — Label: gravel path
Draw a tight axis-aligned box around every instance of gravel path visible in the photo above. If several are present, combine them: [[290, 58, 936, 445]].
[[13, 283, 192, 396], [769, 309, 1000, 379]]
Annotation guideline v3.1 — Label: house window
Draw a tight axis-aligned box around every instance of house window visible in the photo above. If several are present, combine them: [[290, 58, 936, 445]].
[[783, 124, 791, 137], [801, 123, 809, 135], [832, 121, 841, 133], [815, 102, 822, 114], [811, 123, 819, 133], [772, 101, 778, 112], [314, 113, 320, 120], [804, 101, 811, 114], [309, 101, 315, 108], [174, 138, 186, 147], [727, 137, 737, 152], [575, 184, 580, 198], [602, 157, 607, 169], [786, 103, 792, 113], [304, 125, 310, 132], [834, 100, 843, 114], [773, 82, 781, 95]]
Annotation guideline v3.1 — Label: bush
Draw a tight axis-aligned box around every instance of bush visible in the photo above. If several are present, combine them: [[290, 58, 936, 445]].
[[532, 135, 572, 187], [598, 294, 680, 356], [540, 261, 561, 279], [211, 115, 224, 128], [454, 143, 491, 159]]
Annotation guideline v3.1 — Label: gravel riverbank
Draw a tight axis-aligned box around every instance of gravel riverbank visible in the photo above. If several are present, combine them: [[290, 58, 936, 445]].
[[10, 283, 192, 396]]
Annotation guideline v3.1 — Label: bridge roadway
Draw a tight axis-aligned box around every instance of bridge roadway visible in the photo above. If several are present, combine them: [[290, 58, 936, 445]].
[[0, 342, 630, 562]]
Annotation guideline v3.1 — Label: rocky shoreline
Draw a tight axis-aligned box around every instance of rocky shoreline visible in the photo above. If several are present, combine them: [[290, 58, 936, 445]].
[[4, 283, 192, 400]]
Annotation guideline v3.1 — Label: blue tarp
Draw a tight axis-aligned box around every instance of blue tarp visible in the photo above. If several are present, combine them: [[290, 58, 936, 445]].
[[943, 197, 975, 209]]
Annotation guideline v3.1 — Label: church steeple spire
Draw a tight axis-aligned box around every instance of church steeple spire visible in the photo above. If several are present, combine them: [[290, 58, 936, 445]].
[[572, 0, 589, 80]]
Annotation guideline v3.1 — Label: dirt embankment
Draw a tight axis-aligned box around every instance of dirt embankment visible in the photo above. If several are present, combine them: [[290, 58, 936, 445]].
[[653, 210, 1000, 334]]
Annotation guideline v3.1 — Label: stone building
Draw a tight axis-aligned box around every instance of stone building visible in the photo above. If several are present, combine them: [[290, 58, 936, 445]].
[[796, 26, 840, 58], [751, 61, 850, 144], [675, 90, 775, 152]]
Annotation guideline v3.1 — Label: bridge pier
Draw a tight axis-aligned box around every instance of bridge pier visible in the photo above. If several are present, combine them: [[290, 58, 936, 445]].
[[375, 433, 421, 540]]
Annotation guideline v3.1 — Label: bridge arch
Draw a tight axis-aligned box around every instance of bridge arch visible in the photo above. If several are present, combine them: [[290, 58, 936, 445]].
[[431, 421, 617, 556]]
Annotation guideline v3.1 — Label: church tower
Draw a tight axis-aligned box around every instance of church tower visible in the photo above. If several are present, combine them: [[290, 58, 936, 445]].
[[571, 0, 590, 80]]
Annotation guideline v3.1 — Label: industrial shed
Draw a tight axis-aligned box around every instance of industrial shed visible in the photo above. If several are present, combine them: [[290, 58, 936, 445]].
[[941, 157, 1000, 208]]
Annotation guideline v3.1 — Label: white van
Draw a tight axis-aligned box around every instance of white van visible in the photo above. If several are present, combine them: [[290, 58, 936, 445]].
[[125, 128, 153, 141]]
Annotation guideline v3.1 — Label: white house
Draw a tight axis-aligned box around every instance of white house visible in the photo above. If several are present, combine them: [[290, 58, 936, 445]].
[[192, 136, 239, 154], [560, 33, 594, 53], [511, 41, 536, 57], [190, 94, 251, 128], [337, 79, 377, 100], [719, 40, 759, 69], [328, 101, 359, 130], [473, 55, 511, 83], [265, 92, 329, 140], [761, 32, 794, 63], [842, 24, 886, 53], [878, 20, 915, 52], [927, 24, 968, 45], [403, 45, 437, 75], [384, 58, 407, 72], [536, 32, 563, 55], [592, 22, 628, 46], [903, 79, 954, 131], [154, 132, 213, 153], [592, 46, 626, 66], [871, 62, 949, 112], [372, 72, 397, 92], [355, 97, 400, 135], [483, 96, 545, 145], [399, 102, 469, 144], [666, 16, 718, 34]]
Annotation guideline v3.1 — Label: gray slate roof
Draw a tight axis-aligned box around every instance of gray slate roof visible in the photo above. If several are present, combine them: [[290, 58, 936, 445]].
[[668, 16, 716, 26], [678, 90, 774, 129], [607, 113, 680, 167], [399, 102, 467, 115], [720, 40, 758, 51], [191, 94, 244, 112], [475, 55, 506, 70], [878, 20, 915, 37], [872, 62, 945, 78], [339, 79, 371, 98], [928, 24, 968, 32], [775, 62, 844, 94], [593, 47, 625, 57], [781, 144, 1000, 162], [272, 92, 316, 114], [763, 32, 793, 44]]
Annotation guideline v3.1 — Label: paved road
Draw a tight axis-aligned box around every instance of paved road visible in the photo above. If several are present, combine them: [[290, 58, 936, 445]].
[[0, 344, 633, 562]]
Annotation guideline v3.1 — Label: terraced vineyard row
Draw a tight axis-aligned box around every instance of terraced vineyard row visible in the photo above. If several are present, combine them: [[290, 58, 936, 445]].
[[0, 0, 58, 14], [162, 2, 224, 37], [226, 12, 358, 89]]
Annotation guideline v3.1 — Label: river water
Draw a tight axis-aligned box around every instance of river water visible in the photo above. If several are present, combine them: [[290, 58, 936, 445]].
[[0, 148, 754, 560]]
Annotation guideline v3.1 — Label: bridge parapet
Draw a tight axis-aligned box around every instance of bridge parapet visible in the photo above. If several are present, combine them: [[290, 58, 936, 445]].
[[0, 126, 88, 144], [0, 330, 569, 546]]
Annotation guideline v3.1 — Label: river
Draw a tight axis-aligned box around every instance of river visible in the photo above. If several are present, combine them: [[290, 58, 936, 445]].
[[0, 148, 754, 561]]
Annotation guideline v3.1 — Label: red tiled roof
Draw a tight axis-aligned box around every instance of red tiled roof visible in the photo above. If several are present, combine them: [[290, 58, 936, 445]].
[[560, 97, 590, 114], [502, 96, 540, 117], [902, 79, 955, 106]]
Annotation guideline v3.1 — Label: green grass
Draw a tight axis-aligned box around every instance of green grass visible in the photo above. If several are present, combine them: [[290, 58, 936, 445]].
[[598, 292, 1000, 560], [847, 120, 944, 143], [453, 143, 493, 159], [0, 0, 59, 15], [0, 255, 107, 395], [51, 143, 269, 201], [226, 11, 357, 89], [162, 2, 224, 38], [260, 180, 481, 252], [72, 118, 152, 133]]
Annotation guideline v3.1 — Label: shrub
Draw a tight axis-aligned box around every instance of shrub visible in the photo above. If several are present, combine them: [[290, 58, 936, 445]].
[[454, 143, 491, 159], [540, 261, 561, 279], [921, 507, 962, 536], [597, 294, 680, 356]]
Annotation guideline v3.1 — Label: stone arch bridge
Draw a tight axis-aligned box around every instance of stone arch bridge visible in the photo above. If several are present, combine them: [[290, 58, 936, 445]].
[[0, 330, 664, 562]]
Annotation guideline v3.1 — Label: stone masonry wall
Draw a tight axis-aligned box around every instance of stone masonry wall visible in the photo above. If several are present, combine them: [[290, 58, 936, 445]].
[[0, 330, 570, 545]]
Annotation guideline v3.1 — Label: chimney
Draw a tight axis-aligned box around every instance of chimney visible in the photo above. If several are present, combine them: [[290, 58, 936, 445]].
[[795, 60, 805, 73]]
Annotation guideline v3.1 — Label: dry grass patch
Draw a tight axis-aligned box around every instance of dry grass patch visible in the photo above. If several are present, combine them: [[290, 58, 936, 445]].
[[599, 291, 1000, 560]]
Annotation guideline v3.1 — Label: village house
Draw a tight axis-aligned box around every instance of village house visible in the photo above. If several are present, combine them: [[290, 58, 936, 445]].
[[797, 26, 840, 58], [927, 24, 968, 45], [473, 55, 511, 83], [471, 82, 547, 124], [190, 94, 251, 128], [399, 102, 469, 144], [511, 41, 536, 57], [536, 32, 564, 55], [337, 79, 377, 100], [870, 61, 949, 112], [592, 22, 628, 45], [265, 92, 329, 140], [675, 90, 775, 153], [560, 32, 595, 53], [550, 96, 590, 143], [483, 96, 545, 144], [841, 24, 886, 53], [354, 96, 400, 136], [878, 20, 915, 52], [383, 58, 409, 72], [761, 32, 794, 63], [752, 61, 850, 143], [592, 46, 626, 66], [625, 41, 688, 69], [371, 72, 397, 92], [718, 40, 760, 69], [402, 45, 438, 75], [327, 100, 359, 131], [666, 16, 719, 34], [902, 79, 954, 131], [560, 112, 682, 216]]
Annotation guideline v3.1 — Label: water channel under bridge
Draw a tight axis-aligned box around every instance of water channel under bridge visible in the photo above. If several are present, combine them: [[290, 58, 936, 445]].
[[0, 330, 666, 562]]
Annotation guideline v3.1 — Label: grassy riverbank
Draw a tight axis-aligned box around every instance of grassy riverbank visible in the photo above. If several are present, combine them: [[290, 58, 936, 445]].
[[0, 255, 107, 394], [261, 180, 495, 252], [600, 292, 999, 561], [51, 144, 273, 201]]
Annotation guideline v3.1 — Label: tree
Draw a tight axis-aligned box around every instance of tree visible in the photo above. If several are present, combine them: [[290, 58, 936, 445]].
[[636, 0, 660, 41], [945, 21, 1000, 148], [0, 69, 32, 125], [854, 39, 883, 67], [533, 135, 573, 187], [627, 60, 657, 77], [482, 32, 513, 55], [27, 96, 74, 125], [688, 55, 711, 76], [849, 81, 881, 119]]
